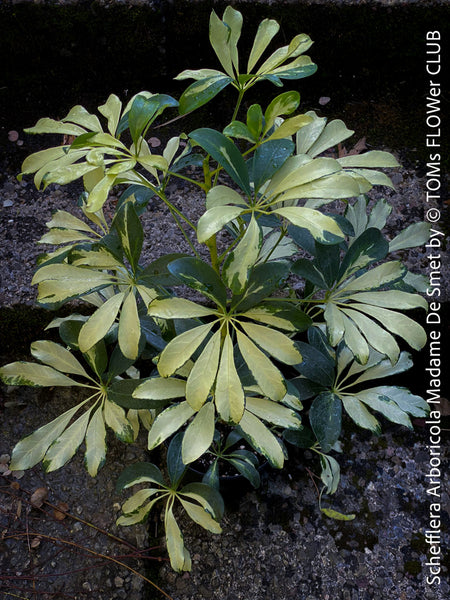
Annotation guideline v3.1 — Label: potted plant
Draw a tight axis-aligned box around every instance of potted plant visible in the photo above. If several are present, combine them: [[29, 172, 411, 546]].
[[0, 6, 430, 572]]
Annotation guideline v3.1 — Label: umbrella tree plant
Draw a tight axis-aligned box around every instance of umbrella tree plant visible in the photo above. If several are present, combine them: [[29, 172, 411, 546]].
[[0, 6, 430, 571]]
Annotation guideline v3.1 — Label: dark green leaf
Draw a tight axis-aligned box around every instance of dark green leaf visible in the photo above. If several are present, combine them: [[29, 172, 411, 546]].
[[116, 462, 165, 491], [168, 257, 227, 308], [59, 319, 83, 350], [307, 327, 334, 360], [309, 392, 342, 453], [128, 94, 178, 146], [107, 333, 146, 378], [171, 152, 204, 173], [246, 104, 263, 140], [168, 432, 187, 488], [84, 339, 108, 378], [290, 377, 325, 400], [283, 426, 316, 448], [202, 460, 220, 490], [139, 253, 191, 287], [117, 185, 156, 216], [287, 225, 315, 255], [190, 128, 251, 195], [229, 449, 259, 467], [291, 258, 327, 288], [293, 342, 334, 386], [249, 139, 294, 192], [338, 228, 388, 281], [314, 242, 341, 287], [333, 215, 355, 237], [223, 121, 256, 143], [179, 76, 232, 115], [139, 317, 167, 352], [273, 63, 317, 81], [227, 457, 260, 488], [224, 429, 243, 450], [232, 260, 291, 311]]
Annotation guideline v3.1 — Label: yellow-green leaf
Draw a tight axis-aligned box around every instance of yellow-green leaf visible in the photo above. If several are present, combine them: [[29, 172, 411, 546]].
[[206, 185, 247, 209], [341, 395, 381, 433], [158, 323, 215, 378], [209, 10, 234, 77], [197, 205, 244, 243], [117, 498, 159, 526], [240, 322, 302, 365], [341, 313, 370, 364], [147, 402, 195, 450], [0, 362, 84, 388], [148, 298, 217, 320], [10, 402, 86, 470], [186, 331, 221, 410], [237, 410, 284, 468], [215, 332, 245, 424], [273, 206, 344, 244], [321, 508, 356, 521], [340, 307, 400, 364], [245, 396, 302, 429], [165, 505, 191, 572], [43, 408, 92, 472], [103, 398, 134, 442], [84, 404, 107, 476], [45, 210, 97, 234], [223, 216, 262, 294], [179, 498, 222, 534], [346, 290, 428, 311], [266, 115, 312, 141], [247, 18, 280, 72], [236, 329, 286, 401], [30, 340, 90, 378], [118, 291, 141, 360], [350, 304, 427, 350], [133, 377, 187, 400], [342, 261, 405, 292], [79, 292, 125, 353], [324, 303, 345, 346], [182, 402, 215, 464], [85, 174, 116, 213], [98, 94, 123, 136], [121, 488, 159, 515]]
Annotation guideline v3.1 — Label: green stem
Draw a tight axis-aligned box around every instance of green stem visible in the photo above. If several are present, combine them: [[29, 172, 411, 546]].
[[231, 88, 245, 123]]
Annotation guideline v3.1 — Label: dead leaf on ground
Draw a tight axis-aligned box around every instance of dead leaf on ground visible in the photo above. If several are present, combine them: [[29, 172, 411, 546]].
[[338, 137, 367, 158], [53, 502, 70, 521], [30, 487, 48, 509], [30, 537, 41, 549], [148, 136, 161, 148]]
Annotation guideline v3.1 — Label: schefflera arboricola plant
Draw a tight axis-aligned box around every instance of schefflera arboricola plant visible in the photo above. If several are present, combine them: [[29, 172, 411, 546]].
[[0, 6, 430, 571]]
